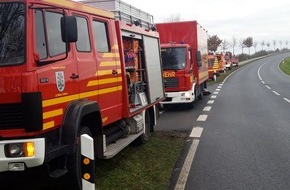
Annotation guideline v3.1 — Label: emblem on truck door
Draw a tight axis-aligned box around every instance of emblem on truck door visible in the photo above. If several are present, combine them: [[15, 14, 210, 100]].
[[55, 71, 65, 92]]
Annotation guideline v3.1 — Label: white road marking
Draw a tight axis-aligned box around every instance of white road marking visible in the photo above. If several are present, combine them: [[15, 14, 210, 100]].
[[174, 139, 200, 190], [213, 91, 219, 95], [261, 81, 265, 84], [189, 127, 203, 138], [197, 115, 208, 121], [211, 95, 217, 99], [215, 89, 221, 91], [272, 91, 280, 96], [207, 100, 215, 104], [217, 86, 222, 89], [265, 85, 271, 89], [203, 106, 212, 111], [284, 98, 290, 103], [257, 60, 272, 81]]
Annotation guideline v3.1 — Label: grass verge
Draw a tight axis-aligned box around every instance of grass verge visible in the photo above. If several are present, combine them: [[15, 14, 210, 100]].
[[208, 66, 240, 84], [95, 131, 188, 190], [279, 57, 290, 75]]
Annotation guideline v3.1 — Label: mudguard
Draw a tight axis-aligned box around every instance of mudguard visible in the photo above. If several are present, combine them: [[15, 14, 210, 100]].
[[62, 99, 103, 153]]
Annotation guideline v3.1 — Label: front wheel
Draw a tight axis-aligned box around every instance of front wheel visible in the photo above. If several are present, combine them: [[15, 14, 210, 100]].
[[66, 126, 93, 190]]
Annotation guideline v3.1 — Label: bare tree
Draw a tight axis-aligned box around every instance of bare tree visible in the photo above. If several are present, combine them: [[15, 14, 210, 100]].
[[272, 40, 277, 50], [266, 41, 271, 51], [221, 39, 229, 52], [260, 40, 265, 51], [207, 34, 222, 52], [164, 13, 182, 22], [253, 41, 259, 53], [285, 41, 289, 49], [239, 39, 246, 54], [279, 40, 283, 50], [231, 36, 237, 55], [243, 37, 253, 55]]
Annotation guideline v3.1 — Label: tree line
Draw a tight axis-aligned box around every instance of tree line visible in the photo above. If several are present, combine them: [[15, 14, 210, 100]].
[[208, 35, 289, 56]]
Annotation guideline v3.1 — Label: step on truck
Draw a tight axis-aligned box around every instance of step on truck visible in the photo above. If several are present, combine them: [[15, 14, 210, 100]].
[[156, 21, 209, 109], [0, 0, 164, 189]]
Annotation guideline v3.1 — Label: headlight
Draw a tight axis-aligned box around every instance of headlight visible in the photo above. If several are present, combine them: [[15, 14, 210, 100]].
[[9, 144, 24, 157], [5, 142, 35, 157]]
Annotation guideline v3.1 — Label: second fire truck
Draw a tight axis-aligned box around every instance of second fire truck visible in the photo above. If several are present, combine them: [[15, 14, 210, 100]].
[[156, 21, 209, 108]]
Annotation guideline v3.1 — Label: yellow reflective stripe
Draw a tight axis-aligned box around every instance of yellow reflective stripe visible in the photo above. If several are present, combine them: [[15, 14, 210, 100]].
[[43, 94, 79, 107], [80, 90, 99, 99], [43, 86, 122, 107], [97, 69, 122, 76], [99, 86, 119, 94], [100, 61, 121, 67], [111, 45, 119, 50], [43, 109, 63, 119], [87, 77, 122, 87], [103, 53, 120, 58], [43, 121, 54, 130]]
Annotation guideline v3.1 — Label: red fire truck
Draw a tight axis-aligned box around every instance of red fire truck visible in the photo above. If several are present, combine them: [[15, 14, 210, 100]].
[[0, 0, 164, 189], [156, 21, 209, 108], [208, 52, 220, 81], [216, 53, 227, 73], [225, 51, 233, 70]]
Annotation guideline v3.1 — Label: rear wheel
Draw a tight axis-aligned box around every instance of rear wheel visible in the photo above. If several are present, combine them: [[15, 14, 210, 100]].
[[134, 111, 150, 145], [66, 126, 93, 190]]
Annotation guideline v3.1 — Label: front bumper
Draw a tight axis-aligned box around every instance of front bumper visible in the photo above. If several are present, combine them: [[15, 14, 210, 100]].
[[0, 138, 45, 172], [160, 90, 195, 104]]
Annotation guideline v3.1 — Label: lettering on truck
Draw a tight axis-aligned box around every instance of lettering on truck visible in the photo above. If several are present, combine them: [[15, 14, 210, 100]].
[[163, 71, 176, 78]]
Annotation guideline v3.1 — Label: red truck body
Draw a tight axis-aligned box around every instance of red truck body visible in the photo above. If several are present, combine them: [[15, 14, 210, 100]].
[[156, 21, 209, 107], [0, 0, 164, 188]]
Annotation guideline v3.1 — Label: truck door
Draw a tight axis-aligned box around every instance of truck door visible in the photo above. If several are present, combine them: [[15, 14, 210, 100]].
[[91, 19, 121, 125], [34, 10, 79, 131]]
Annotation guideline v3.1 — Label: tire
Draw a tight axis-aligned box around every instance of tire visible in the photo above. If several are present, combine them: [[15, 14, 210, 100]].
[[133, 111, 150, 145], [198, 85, 204, 100], [66, 126, 93, 190]]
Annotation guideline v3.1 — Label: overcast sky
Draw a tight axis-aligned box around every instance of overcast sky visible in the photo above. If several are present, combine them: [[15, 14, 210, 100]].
[[122, 0, 290, 53]]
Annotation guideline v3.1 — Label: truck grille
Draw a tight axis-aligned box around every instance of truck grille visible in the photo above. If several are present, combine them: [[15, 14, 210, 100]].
[[164, 78, 179, 88], [0, 103, 24, 130]]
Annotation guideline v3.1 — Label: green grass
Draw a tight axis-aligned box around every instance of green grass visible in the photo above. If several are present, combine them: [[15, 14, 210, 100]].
[[208, 66, 240, 84], [95, 131, 188, 190], [280, 57, 290, 75]]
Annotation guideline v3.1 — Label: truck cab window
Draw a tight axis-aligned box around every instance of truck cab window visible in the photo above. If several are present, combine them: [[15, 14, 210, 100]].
[[45, 12, 66, 57], [161, 47, 186, 70], [92, 21, 110, 52], [35, 10, 66, 59], [76, 16, 91, 52], [0, 3, 25, 66], [35, 10, 47, 59]]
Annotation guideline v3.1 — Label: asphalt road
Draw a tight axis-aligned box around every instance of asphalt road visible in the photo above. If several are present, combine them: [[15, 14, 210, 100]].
[[157, 52, 290, 190]]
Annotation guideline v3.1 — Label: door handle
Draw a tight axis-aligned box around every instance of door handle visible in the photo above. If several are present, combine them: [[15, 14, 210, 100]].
[[112, 70, 118, 75], [70, 73, 79, 79]]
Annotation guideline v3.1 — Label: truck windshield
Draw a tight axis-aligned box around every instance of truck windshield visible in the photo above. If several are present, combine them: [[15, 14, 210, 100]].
[[0, 3, 25, 66], [161, 47, 186, 70]]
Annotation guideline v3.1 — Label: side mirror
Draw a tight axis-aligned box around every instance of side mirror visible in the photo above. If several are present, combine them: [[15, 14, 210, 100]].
[[196, 50, 202, 67], [61, 16, 78, 43]]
